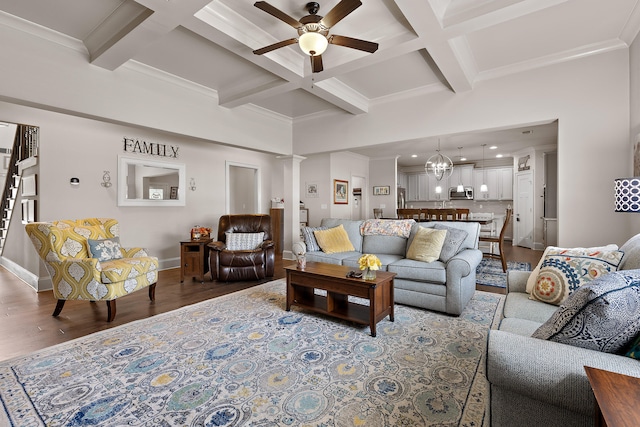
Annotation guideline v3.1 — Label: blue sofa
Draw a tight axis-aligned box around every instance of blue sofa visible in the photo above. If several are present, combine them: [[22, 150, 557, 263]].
[[304, 218, 482, 315]]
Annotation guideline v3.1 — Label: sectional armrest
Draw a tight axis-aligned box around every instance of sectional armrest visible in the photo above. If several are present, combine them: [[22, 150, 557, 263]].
[[487, 330, 640, 416], [446, 248, 483, 277], [209, 241, 226, 251]]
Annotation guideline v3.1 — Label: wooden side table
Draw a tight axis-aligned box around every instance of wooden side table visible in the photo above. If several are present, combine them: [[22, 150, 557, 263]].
[[180, 239, 213, 283], [585, 365, 640, 427]]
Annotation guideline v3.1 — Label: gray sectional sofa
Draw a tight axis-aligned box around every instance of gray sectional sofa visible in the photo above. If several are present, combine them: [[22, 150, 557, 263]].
[[304, 218, 482, 315], [486, 233, 640, 427]]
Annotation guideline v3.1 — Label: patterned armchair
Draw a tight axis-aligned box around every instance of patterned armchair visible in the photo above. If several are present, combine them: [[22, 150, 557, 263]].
[[25, 218, 158, 322], [209, 214, 275, 281]]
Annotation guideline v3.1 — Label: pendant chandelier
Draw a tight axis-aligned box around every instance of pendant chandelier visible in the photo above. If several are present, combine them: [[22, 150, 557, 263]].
[[425, 140, 454, 182], [480, 144, 488, 192]]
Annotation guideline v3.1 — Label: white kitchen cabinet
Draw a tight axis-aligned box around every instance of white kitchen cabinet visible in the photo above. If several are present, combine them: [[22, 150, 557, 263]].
[[449, 165, 474, 190], [406, 173, 420, 201], [498, 167, 513, 200], [473, 167, 512, 200], [397, 172, 407, 191]]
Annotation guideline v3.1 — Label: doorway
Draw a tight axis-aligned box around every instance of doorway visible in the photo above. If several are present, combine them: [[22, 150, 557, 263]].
[[226, 161, 260, 214], [351, 175, 366, 220]]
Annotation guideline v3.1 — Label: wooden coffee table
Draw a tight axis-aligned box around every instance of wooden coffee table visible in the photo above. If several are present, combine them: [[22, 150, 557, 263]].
[[585, 366, 640, 427], [285, 261, 395, 337]]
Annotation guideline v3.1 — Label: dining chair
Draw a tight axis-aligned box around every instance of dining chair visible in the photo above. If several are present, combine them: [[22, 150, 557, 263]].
[[479, 208, 512, 272], [373, 208, 383, 219], [397, 208, 422, 220], [454, 208, 470, 220]]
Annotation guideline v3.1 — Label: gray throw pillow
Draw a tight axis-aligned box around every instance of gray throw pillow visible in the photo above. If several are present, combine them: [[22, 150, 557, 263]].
[[434, 224, 468, 262], [301, 226, 326, 252], [532, 270, 640, 354]]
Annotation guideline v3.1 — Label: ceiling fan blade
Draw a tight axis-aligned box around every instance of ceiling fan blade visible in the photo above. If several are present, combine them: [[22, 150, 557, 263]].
[[329, 35, 378, 53], [253, 38, 298, 55], [321, 0, 362, 28], [254, 1, 301, 29], [311, 55, 323, 73]]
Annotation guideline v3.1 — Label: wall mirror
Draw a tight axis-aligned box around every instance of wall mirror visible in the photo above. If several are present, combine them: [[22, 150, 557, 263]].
[[117, 156, 186, 207]]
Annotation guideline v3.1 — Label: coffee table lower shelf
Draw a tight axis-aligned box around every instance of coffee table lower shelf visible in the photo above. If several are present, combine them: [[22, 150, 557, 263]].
[[285, 262, 395, 337]]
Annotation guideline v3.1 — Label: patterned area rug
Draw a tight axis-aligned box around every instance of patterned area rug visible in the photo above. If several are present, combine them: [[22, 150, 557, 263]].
[[0, 279, 504, 426], [476, 258, 531, 288]]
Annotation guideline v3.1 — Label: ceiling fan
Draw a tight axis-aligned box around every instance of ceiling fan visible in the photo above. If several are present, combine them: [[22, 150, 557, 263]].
[[252, 0, 379, 73]]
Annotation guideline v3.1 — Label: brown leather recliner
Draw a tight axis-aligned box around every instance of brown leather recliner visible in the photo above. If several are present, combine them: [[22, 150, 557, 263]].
[[208, 214, 275, 281]]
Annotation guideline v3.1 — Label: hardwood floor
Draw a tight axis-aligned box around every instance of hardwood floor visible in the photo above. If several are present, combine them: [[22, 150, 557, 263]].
[[0, 245, 542, 362]]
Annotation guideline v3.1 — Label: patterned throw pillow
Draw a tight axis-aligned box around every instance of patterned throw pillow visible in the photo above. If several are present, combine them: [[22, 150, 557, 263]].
[[405, 227, 447, 263], [313, 225, 355, 254], [225, 232, 265, 251], [625, 334, 640, 359], [87, 237, 124, 262], [434, 224, 469, 262], [301, 226, 327, 252], [532, 270, 640, 354], [525, 244, 619, 294], [530, 249, 624, 306]]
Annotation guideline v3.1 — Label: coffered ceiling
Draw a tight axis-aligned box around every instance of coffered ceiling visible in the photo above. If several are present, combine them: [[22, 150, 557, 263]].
[[1, 0, 638, 164]]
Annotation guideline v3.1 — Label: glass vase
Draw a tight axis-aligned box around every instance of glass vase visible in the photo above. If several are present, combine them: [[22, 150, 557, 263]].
[[363, 267, 376, 281]]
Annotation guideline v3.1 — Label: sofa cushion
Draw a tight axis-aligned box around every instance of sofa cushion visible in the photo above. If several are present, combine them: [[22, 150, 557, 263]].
[[314, 225, 355, 254], [305, 251, 361, 265], [503, 292, 559, 324], [526, 244, 619, 293], [434, 223, 468, 262], [388, 258, 447, 284], [362, 234, 407, 256], [301, 226, 326, 252], [225, 232, 265, 250], [532, 270, 640, 353], [342, 253, 403, 270], [406, 227, 447, 263], [100, 256, 159, 284], [87, 237, 124, 262], [530, 248, 624, 306]]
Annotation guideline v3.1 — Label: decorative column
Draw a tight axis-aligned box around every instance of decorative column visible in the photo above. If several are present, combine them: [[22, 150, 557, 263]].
[[279, 155, 306, 260]]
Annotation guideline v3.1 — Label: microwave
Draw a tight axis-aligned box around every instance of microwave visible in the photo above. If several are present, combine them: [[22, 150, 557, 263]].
[[449, 187, 474, 200]]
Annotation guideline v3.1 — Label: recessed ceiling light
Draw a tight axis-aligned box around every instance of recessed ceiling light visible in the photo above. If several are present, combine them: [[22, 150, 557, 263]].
[[460, 157, 467, 161], [496, 154, 503, 158], [411, 154, 417, 158], [489, 146, 497, 150]]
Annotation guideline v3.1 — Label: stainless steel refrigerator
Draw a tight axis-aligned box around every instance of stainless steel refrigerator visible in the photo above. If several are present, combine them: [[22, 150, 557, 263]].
[[397, 187, 406, 209]]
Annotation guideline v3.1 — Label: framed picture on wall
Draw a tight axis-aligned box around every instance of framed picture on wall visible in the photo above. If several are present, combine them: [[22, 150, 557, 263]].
[[373, 185, 390, 195], [334, 179, 348, 204], [306, 182, 319, 198]]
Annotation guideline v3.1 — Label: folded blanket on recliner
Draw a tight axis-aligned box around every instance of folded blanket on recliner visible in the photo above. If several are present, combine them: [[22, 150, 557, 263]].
[[360, 219, 415, 238]]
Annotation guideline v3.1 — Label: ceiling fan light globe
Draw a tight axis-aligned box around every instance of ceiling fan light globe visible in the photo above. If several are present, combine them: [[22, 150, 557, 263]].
[[299, 32, 328, 56]]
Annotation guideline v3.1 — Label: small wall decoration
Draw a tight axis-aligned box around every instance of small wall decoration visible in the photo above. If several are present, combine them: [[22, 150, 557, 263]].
[[518, 155, 530, 171], [334, 179, 348, 204], [306, 182, 319, 198], [373, 185, 390, 195], [21, 174, 37, 197]]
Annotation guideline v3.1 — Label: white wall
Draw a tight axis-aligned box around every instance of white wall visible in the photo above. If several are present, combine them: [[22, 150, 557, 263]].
[[0, 19, 292, 157], [0, 101, 282, 289], [294, 50, 632, 247]]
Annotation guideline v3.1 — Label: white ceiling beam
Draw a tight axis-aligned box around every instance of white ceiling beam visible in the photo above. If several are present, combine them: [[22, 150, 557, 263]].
[[88, 0, 213, 70], [393, 0, 474, 92], [219, 80, 299, 109], [307, 77, 369, 115]]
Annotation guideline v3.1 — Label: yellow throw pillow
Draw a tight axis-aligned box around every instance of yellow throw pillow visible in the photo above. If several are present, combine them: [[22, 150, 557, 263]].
[[314, 224, 355, 254], [406, 227, 447, 263]]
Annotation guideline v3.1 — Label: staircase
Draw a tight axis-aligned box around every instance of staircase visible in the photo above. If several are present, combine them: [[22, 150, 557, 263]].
[[0, 125, 38, 254]]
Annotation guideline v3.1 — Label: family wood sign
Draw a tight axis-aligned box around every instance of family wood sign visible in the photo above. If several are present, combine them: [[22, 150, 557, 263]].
[[123, 137, 179, 158]]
